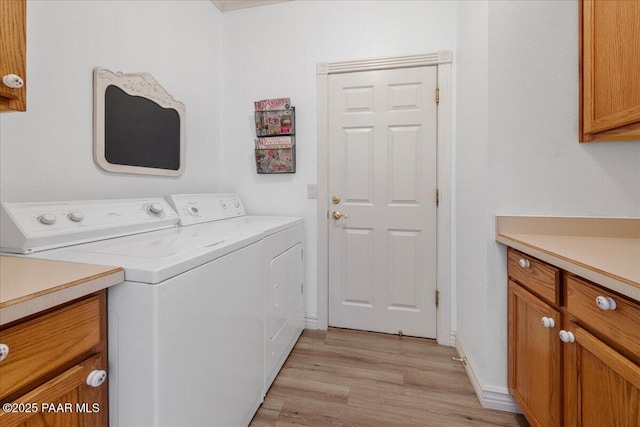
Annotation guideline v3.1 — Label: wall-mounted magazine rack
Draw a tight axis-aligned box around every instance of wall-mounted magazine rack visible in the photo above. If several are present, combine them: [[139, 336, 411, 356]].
[[254, 99, 295, 174]]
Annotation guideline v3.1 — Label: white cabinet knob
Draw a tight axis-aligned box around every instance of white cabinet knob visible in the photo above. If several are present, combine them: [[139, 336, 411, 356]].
[[559, 330, 575, 343], [541, 317, 555, 328], [38, 213, 57, 225], [0, 344, 9, 362], [2, 74, 24, 89], [595, 296, 617, 311], [518, 258, 531, 268], [86, 369, 107, 387]]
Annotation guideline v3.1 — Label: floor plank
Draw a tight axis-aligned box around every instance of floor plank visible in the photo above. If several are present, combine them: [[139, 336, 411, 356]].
[[250, 328, 529, 427]]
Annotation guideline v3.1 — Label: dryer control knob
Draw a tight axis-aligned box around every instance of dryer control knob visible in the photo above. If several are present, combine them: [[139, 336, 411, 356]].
[[187, 204, 200, 216], [147, 203, 164, 217], [68, 211, 84, 222], [220, 202, 227, 210], [38, 213, 56, 225]]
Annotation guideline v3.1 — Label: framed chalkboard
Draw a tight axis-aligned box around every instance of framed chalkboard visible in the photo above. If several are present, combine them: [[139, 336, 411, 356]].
[[93, 68, 186, 176]]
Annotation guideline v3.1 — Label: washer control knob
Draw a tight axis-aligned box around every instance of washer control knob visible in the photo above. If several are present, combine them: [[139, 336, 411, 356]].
[[220, 202, 227, 210], [187, 204, 200, 216], [147, 203, 164, 217], [68, 211, 84, 222], [518, 258, 531, 268], [38, 213, 56, 225], [86, 369, 107, 388], [595, 296, 617, 311], [0, 344, 9, 362], [559, 330, 575, 343], [541, 317, 555, 328], [234, 201, 241, 209]]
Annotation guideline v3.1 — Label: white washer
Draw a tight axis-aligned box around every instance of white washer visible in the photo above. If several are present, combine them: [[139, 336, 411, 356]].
[[0, 198, 265, 427], [165, 194, 305, 392]]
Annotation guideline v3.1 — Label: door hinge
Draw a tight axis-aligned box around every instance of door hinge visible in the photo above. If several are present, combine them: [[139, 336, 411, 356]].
[[435, 290, 440, 307], [301, 283, 304, 294], [301, 248, 304, 259], [436, 87, 440, 104], [436, 189, 439, 206]]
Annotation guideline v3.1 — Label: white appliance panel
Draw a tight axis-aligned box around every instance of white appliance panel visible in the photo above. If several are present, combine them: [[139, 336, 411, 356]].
[[0, 198, 178, 253], [109, 241, 264, 427], [263, 223, 305, 391], [165, 193, 245, 226]]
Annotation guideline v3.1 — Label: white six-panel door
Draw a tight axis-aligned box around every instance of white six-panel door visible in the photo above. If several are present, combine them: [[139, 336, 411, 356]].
[[327, 66, 438, 338]]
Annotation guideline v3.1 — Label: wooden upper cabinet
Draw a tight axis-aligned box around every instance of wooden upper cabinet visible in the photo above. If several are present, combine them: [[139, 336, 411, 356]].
[[0, 0, 27, 112], [580, 0, 640, 142]]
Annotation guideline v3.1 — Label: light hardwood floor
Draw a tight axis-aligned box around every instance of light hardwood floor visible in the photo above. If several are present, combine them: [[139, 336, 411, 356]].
[[250, 328, 530, 427]]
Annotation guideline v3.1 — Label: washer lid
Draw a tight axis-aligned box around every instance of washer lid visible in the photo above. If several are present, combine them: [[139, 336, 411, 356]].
[[25, 224, 263, 284]]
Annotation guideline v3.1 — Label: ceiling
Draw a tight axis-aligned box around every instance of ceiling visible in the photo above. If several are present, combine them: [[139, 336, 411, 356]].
[[211, 0, 290, 13]]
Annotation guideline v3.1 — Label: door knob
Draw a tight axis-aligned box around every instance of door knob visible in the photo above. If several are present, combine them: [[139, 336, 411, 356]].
[[332, 211, 348, 220]]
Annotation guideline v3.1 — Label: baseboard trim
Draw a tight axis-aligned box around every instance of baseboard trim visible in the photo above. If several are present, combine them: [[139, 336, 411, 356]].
[[304, 315, 318, 329], [453, 332, 522, 414]]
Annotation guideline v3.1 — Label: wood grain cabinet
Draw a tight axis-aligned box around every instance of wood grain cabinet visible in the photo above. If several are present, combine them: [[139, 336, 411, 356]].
[[508, 280, 562, 427], [0, 291, 108, 426], [0, 0, 27, 112], [507, 248, 640, 427], [580, 0, 640, 142]]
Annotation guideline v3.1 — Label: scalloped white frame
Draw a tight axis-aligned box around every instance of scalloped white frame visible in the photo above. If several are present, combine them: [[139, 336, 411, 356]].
[[93, 67, 186, 176], [316, 51, 453, 346]]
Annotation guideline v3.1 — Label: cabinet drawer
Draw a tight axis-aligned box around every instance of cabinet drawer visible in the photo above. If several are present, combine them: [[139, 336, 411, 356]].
[[0, 296, 101, 399], [565, 275, 640, 361], [507, 248, 560, 305]]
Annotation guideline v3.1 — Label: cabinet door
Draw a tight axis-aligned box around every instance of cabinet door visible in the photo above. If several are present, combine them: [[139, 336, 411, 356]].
[[580, 0, 640, 142], [508, 280, 562, 427], [0, 354, 107, 427], [0, 0, 26, 111], [563, 323, 640, 427]]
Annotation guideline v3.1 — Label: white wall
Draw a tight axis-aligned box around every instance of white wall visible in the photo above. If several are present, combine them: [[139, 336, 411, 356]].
[[455, 0, 490, 389], [456, 0, 640, 401], [0, 0, 223, 202], [220, 0, 458, 320]]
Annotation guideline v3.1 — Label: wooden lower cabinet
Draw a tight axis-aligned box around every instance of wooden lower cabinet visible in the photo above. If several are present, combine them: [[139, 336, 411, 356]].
[[563, 323, 640, 427], [0, 292, 108, 427], [507, 248, 640, 427], [508, 280, 562, 427]]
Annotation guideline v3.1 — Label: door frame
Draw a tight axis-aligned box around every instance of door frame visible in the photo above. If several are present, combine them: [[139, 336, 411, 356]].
[[316, 51, 453, 346]]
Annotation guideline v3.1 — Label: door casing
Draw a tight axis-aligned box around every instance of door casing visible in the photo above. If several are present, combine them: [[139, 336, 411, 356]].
[[316, 51, 453, 346]]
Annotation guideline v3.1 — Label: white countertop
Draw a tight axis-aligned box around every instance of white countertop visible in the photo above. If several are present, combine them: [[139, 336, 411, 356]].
[[496, 216, 640, 302], [0, 256, 124, 325]]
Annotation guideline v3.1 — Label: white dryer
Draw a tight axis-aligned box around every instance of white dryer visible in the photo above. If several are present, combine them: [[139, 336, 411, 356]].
[[0, 198, 265, 427], [165, 194, 305, 392]]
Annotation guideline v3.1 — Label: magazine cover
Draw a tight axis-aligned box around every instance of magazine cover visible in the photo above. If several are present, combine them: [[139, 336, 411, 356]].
[[255, 146, 295, 174], [255, 136, 294, 149], [255, 108, 295, 136], [254, 97, 291, 111]]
